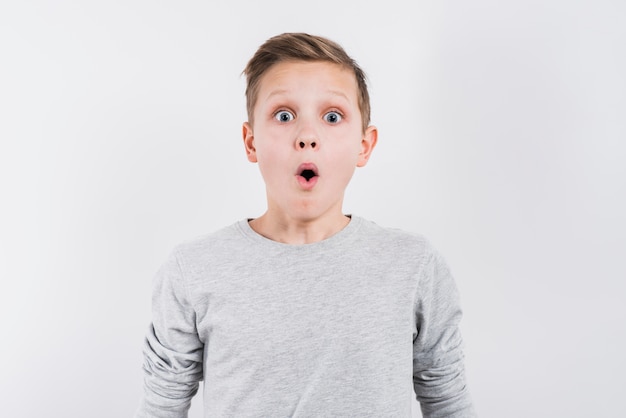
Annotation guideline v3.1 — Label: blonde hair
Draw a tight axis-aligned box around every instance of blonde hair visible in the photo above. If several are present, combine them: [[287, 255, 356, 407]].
[[243, 32, 371, 133]]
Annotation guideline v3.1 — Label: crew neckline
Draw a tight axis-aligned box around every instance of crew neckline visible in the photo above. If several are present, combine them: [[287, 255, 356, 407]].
[[237, 214, 362, 251]]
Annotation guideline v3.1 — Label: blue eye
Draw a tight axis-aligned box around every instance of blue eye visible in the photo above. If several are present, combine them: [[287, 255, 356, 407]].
[[324, 111, 342, 124], [275, 110, 294, 122]]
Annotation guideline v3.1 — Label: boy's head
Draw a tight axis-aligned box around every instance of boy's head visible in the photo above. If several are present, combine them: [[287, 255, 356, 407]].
[[243, 32, 371, 133], [241, 33, 378, 225]]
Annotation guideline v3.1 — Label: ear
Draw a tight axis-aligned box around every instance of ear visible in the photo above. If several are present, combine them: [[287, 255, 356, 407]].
[[242, 122, 257, 163], [356, 125, 378, 167]]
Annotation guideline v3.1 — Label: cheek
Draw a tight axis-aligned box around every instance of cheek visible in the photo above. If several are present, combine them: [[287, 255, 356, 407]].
[[326, 146, 360, 178], [330, 131, 364, 163], [256, 144, 289, 184]]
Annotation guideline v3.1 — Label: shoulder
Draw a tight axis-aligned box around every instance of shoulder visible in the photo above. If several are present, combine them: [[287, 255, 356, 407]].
[[355, 216, 436, 252], [167, 221, 246, 272], [176, 221, 242, 251], [352, 216, 439, 263]]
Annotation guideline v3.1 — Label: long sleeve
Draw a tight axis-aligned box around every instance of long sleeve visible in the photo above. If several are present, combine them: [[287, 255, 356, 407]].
[[413, 250, 476, 418], [135, 249, 204, 418]]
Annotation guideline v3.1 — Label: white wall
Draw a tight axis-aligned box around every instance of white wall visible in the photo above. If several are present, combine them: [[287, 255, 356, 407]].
[[1, 1, 624, 417]]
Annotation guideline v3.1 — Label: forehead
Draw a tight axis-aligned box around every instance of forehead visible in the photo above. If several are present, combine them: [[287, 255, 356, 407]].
[[256, 60, 359, 104]]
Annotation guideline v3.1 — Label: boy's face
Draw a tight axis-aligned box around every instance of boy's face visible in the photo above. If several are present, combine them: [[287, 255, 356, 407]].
[[243, 60, 377, 222]]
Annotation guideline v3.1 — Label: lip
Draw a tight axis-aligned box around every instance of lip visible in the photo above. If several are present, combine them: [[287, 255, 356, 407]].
[[295, 162, 319, 190], [296, 162, 319, 176]]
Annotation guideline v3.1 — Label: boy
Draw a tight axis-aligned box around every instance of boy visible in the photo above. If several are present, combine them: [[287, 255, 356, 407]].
[[136, 33, 476, 417]]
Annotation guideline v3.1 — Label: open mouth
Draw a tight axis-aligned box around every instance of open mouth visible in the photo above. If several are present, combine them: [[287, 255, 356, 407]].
[[301, 169, 316, 181], [296, 163, 319, 184]]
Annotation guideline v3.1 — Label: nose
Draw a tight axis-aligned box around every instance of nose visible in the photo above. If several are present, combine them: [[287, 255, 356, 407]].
[[297, 138, 317, 149], [294, 116, 319, 150]]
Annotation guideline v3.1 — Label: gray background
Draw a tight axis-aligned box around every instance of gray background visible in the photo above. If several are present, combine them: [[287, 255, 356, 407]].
[[1, 1, 624, 417]]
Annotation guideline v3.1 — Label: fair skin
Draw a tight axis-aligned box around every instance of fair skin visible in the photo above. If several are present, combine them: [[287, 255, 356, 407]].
[[242, 60, 378, 244]]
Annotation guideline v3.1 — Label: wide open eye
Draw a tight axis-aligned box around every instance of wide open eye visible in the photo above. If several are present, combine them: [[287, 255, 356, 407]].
[[274, 110, 294, 122], [323, 111, 342, 124]]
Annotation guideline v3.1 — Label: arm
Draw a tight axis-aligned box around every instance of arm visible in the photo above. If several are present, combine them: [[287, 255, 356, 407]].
[[413, 250, 476, 418], [136, 249, 204, 418]]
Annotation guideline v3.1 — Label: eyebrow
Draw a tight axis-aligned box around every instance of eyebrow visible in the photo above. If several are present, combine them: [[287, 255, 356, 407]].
[[265, 89, 289, 101], [326, 90, 351, 102], [265, 89, 351, 103]]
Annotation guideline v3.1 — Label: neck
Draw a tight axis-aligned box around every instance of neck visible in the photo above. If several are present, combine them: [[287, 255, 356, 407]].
[[248, 210, 351, 245]]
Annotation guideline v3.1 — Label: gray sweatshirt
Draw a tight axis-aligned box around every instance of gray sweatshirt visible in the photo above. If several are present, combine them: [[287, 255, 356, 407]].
[[136, 216, 476, 417]]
